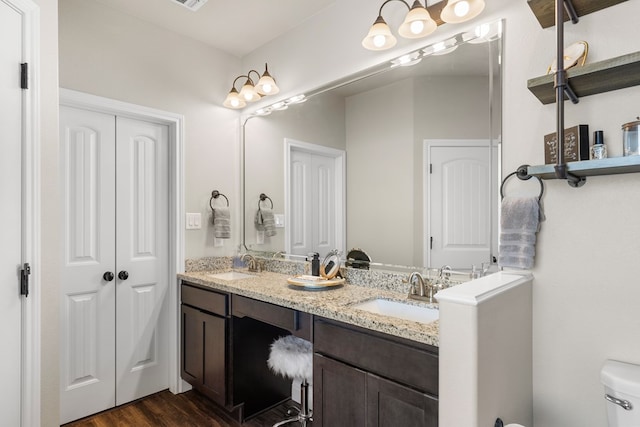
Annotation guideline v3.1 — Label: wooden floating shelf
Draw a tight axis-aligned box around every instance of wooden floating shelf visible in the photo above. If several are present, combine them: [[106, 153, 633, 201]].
[[527, 156, 640, 180], [527, 51, 640, 104], [527, 0, 628, 28]]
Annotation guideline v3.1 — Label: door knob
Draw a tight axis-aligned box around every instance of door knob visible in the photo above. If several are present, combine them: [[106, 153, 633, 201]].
[[118, 271, 129, 280], [103, 271, 115, 282]]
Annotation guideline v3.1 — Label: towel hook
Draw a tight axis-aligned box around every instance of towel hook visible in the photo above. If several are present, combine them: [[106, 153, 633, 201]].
[[209, 190, 229, 211], [258, 193, 273, 210], [500, 164, 544, 201]]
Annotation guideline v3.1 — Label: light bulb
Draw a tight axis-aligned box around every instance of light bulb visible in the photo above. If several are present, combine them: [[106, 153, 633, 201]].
[[261, 83, 272, 93], [231, 98, 239, 107], [475, 23, 490, 38], [454, 1, 470, 17], [373, 34, 386, 48], [410, 20, 425, 34], [433, 42, 446, 53]]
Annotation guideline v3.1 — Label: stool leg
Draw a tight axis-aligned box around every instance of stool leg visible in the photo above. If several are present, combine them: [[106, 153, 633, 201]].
[[299, 380, 312, 426], [272, 380, 313, 427]]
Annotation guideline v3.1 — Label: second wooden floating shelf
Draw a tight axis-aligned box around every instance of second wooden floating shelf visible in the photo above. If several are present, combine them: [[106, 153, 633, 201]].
[[527, 0, 628, 28], [527, 51, 640, 104], [527, 156, 640, 180]]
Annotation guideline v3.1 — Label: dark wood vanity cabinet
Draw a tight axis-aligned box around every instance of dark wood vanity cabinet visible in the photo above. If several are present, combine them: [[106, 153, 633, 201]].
[[313, 318, 439, 427], [181, 283, 229, 406]]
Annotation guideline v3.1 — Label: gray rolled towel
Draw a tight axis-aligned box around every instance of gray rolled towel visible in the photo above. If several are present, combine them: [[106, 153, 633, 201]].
[[212, 207, 231, 239], [255, 208, 276, 237], [498, 197, 542, 269]]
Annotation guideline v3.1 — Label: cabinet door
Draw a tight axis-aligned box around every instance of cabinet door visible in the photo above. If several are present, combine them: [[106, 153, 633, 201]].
[[313, 354, 367, 427], [367, 374, 438, 427], [202, 311, 227, 406], [181, 304, 204, 386]]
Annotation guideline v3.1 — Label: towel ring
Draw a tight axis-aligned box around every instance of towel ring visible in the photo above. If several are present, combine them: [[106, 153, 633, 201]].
[[500, 165, 544, 201], [258, 193, 274, 210], [209, 190, 229, 211]]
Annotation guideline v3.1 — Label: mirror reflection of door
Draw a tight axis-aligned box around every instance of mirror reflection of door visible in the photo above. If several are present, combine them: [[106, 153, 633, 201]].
[[285, 139, 346, 258], [426, 140, 497, 269]]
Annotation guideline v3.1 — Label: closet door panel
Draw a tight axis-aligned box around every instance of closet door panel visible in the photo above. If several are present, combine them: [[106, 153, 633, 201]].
[[59, 106, 117, 424], [115, 116, 170, 404]]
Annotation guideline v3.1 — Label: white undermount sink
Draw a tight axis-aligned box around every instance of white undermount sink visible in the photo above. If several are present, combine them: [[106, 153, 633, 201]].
[[207, 271, 256, 281], [350, 298, 439, 324]]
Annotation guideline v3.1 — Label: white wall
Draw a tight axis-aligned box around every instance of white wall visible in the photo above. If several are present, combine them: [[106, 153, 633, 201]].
[[59, 0, 242, 260], [244, 1, 640, 426], [346, 79, 415, 265]]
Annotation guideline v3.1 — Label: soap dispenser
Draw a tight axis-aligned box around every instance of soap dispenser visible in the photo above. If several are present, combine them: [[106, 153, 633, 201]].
[[311, 253, 320, 276]]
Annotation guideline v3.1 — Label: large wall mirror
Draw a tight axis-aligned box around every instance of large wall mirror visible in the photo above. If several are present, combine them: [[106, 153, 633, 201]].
[[243, 20, 502, 270]]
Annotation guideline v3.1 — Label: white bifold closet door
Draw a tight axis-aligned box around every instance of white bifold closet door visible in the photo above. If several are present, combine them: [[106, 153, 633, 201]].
[[59, 106, 169, 424]]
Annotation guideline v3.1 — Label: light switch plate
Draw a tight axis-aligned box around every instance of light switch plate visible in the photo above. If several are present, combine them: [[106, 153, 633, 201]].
[[186, 213, 202, 230], [274, 214, 285, 228]]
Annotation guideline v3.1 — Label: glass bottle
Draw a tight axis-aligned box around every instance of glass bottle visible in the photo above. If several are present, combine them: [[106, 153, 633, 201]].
[[591, 130, 607, 160]]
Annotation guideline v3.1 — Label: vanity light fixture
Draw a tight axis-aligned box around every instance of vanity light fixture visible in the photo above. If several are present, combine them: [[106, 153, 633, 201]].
[[270, 101, 288, 111], [223, 63, 280, 109], [423, 37, 459, 56], [287, 94, 307, 104], [363, 0, 485, 51], [440, 0, 485, 24], [390, 51, 422, 67], [362, 0, 437, 51], [464, 20, 502, 44]]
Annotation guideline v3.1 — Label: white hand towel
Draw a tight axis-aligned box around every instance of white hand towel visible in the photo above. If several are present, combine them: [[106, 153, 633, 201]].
[[498, 197, 542, 269], [212, 207, 231, 239], [255, 208, 277, 237]]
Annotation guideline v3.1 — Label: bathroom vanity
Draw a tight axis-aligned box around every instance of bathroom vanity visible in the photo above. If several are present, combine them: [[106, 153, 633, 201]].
[[178, 269, 440, 425]]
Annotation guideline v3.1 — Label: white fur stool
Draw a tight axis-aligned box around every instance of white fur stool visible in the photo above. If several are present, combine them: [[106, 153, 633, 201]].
[[267, 335, 313, 427]]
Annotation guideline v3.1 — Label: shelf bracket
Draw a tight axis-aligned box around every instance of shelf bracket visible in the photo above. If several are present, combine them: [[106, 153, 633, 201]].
[[563, 0, 579, 24], [554, 164, 586, 187]]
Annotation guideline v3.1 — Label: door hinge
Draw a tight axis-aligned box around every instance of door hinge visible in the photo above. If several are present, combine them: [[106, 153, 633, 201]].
[[430, 236, 433, 249], [20, 63, 28, 89], [429, 163, 433, 174], [21, 263, 31, 297]]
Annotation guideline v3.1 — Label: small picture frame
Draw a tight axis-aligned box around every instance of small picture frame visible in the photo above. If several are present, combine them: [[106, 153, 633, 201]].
[[544, 125, 590, 164]]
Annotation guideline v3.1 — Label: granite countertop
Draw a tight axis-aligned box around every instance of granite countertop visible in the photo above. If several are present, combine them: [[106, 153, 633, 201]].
[[178, 269, 439, 347]]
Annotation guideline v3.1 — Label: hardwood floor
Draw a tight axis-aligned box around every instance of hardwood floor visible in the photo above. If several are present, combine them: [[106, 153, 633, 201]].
[[62, 390, 307, 427]]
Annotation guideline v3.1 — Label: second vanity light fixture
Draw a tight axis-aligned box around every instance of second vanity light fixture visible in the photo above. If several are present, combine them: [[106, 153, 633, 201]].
[[362, 0, 485, 51], [223, 63, 280, 109]]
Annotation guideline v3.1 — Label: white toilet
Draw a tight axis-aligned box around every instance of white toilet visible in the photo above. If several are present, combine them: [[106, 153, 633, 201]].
[[601, 359, 640, 426]]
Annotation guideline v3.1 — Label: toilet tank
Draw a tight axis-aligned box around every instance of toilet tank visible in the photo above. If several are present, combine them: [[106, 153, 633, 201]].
[[601, 360, 640, 427]]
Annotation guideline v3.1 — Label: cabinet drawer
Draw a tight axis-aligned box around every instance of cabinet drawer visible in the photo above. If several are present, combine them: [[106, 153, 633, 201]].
[[232, 295, 311, 340], [181, 283, 228, 317], [314, 319, 438, 395]]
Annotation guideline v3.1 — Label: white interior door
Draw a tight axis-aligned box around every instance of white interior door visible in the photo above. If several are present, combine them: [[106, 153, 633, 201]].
[[311, 153, 335, 257], [60, 107, 169, 423], [428, 144, 492, 268], [290, 149, 311, 256], [288, 145, 341, 257], [115, 117, 169, 404], [0, 3, 24, 424], [59, 106, 117, 423]]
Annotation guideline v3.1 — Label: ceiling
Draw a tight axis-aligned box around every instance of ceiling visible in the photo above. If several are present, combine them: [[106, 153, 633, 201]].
[[92, 0, 336, 57]]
